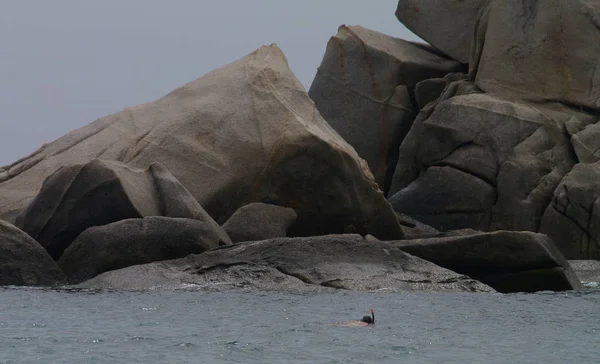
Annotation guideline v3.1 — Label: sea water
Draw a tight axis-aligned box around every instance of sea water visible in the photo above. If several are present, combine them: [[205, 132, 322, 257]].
[[0, 287, 598, 363]]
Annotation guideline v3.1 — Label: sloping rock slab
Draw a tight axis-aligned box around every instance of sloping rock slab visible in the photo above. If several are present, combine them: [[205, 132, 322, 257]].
[[309, 25, 462, 192], [0, 44, 402, 242], [395, 0, 490, 63], [58, 216, 226, 283], [222, 203, 297, 243], [0, 220, 67, 286], [392, 231, 582, 293], [76, 235, 493, 292], [15, 159, 230, 259], [474, 0, 600, 110], [539, 163, 600, 259]]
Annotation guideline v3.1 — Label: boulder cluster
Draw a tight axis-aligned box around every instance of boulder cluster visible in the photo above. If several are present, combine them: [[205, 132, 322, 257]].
[[1, 0, 597, 293]]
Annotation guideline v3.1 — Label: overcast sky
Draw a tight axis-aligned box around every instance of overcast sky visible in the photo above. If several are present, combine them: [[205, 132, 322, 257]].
[[0, 1, 421, 165]]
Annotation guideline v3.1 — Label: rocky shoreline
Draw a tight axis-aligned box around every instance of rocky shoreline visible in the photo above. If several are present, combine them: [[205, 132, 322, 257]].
[[1, 1, 598, 293]]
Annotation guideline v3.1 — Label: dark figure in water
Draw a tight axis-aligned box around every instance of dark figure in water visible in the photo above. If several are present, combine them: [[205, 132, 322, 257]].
[[334, 309, 375, 327], [361, 308, 375, 324]]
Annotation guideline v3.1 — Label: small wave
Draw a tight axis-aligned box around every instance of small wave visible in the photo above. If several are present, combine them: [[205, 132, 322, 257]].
[[137, 307, 157, 311], [130, 336, 155, 341], [582, 281, 600, 289], [12, 337, 33, 341]]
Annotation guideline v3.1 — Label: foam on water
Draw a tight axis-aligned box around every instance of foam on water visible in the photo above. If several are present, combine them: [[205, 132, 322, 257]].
[[0, 287, 599, 364]]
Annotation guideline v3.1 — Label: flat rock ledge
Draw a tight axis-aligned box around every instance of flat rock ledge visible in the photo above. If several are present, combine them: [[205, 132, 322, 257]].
[[74, 235, 493, 293], [392, 231, 582, 293]]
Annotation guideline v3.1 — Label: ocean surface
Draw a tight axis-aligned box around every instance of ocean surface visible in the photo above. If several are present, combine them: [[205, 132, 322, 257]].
[[0, 287, 598, 364]]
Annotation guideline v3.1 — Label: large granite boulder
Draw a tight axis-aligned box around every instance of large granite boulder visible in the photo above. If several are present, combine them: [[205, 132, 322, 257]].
[[397, 0, 600, 111], [0, 220, 67, 286], [474, 0, 600, 110], [58, 216, 225, 283], [393, 230, 582, 292], [539, 163, 600, 259], [395, 0, 489, 63], [222, 203, 297, 243], [75, 235, 493, 293], [309, 25, 463, 192], [15, 159, 230, 259], [389, 87, 595, 232], [0, 44, 402, 241]]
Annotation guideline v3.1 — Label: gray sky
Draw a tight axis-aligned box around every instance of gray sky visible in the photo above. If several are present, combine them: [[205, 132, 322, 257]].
[[0, 1, 420, 165]]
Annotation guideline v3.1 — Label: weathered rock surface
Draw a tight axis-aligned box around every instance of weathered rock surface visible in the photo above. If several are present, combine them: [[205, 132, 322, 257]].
[[393, 230, 582, 293], [58, 216, 225, 283], [0, 220, 67, 286], [568, 260, 600, 284], [395, 0, 489, 63], [392, 0, 600, 259], [0, 44, 402, 241], [15, 159, 230, 259], [397, 0, 600, 110], [309, 25, 463, 192], [222, 203, 297, 243], [474, 0, 600, 110], [414, 73, 466, 110], [389, 88, 595, 233], [539, 163, 600, 259], [76, 235, 493, 293], [395, 212, 439, 236]]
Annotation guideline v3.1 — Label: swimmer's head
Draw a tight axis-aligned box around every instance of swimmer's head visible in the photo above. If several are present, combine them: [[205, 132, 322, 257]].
[[361, 309, 375, 324], [361, 315, 373, 324]]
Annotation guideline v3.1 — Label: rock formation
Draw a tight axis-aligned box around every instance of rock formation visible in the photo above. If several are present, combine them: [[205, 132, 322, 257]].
[[0, 0, 595, 291], [393, 231, 582, 293], [59, 216, 226, 283], [76, 235, 493, 293], [383, 0, 600, 260], [309, 25, 463, 193], [222, 203, 297, 243], [0, 220, 67, 286], [0, 45, 403, 242], [15, 159, 230, 259]]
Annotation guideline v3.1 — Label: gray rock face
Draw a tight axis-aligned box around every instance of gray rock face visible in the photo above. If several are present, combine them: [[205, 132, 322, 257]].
[[569, 260, 600, 284], [395, 212, 439, 236], [474, 0, 600, 110], [58, 216, 225, 283], [309, 25, 463, 192], [393, 230, 582, 293], [391, 1, 600, 259], [396, 0, 600, 110], [395, 0, 490, 63], [539, 163, 600, 259], [76, 235, 493, 293], [414, 73, 467, 110], [222, 203, 297, 243], [389, 89, 595, 233], [0, 220, 67, 286], [15, 159, 230, 259], [0, 44, 402, 241]]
